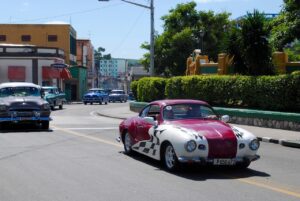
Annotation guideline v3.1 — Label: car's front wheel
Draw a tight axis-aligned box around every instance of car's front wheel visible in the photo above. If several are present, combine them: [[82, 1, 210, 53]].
[[162, 143, 179, 171], [59, 102, 63, 109], [123, 132, 133, 155], [41, 121, 49, 130]]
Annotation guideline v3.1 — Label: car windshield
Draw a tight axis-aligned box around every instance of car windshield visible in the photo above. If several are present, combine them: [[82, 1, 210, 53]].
[[111, 90, 124, 94], [163, 103, 217, 121], [43, 88, 55, 94], [89, 89, 105, 93], [0, 87, 40, 97]]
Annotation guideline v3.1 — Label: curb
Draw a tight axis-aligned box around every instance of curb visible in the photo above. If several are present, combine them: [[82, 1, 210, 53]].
[[257, 137, 300, 149], [96, 112, 126, 120]]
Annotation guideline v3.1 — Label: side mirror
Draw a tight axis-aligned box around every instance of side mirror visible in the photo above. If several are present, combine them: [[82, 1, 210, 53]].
[[144, 117, 158, 126], [221, 115, 230, 123]]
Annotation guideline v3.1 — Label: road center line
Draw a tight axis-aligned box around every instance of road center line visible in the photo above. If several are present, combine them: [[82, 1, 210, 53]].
[[52, 126, 122, 148], [237, 178, 300, 199], [53, 127, 118, 130]]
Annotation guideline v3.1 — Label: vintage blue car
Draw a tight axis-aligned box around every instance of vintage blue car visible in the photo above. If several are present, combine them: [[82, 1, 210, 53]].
[[83, 88, 109, 105], [42, 86, 66, 110]]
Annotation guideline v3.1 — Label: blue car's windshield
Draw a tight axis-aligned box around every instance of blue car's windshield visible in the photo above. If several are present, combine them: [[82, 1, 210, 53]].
[[0, 87, 40, 97]]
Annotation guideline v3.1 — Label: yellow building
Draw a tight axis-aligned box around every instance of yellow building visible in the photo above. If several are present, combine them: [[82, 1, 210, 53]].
[[0, 24, 77, 65]]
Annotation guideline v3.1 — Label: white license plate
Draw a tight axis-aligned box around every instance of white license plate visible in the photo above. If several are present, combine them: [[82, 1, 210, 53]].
[[213, 159, 236, 165]]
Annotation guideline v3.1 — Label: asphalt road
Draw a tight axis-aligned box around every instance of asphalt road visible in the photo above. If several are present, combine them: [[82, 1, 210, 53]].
[[0, 103, 299, 201]]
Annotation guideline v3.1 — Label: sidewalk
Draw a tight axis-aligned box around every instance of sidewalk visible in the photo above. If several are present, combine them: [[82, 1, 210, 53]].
[[96, 103, 300, 149]]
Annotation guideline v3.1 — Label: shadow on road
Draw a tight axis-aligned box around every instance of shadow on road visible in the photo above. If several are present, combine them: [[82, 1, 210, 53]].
[[0, 123, 53, 133], [121, 151, 270, 181]]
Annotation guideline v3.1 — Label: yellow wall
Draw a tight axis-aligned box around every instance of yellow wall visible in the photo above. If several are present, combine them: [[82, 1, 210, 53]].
[[0, 24, 76, 64]]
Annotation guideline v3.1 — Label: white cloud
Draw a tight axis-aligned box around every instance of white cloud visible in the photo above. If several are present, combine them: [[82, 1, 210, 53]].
[[45, 21, 69, 25]]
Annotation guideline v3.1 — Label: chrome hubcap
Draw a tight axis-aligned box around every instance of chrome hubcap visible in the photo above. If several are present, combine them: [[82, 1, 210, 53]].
[[165, 145, 175, 169]]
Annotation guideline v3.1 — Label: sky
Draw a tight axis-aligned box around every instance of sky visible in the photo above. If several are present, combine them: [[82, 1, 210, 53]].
[[0, 0, 284, 60]]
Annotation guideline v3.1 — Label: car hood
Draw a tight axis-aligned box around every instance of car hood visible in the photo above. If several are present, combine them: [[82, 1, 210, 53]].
[[169, 119, 234, 138], [0, 96, 47, 107], [166, 119, 237, 158]]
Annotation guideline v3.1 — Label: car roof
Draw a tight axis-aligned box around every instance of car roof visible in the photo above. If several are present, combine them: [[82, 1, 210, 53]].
[[150, 99, 209, 107], [89, 88, 104, 90], [0, 82, 40, 89]]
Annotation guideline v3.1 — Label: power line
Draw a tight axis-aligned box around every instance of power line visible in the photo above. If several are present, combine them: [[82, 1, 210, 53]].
[[111, 9, 146, 56], [9, 3, 122, 23]]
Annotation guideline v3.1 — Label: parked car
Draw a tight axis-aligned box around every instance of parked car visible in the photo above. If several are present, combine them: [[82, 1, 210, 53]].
[[83, 88, 109, 105], [109, 90, 127, 103], [119, 99, 260, 171], [0, 82, 51, 129], [42, 86, 66, 110]]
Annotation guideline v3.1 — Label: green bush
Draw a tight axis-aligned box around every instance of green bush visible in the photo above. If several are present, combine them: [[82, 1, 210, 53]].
[[134, 74, 300, 112], [130, 81, 138, 100], [136, 77, 167, 102]]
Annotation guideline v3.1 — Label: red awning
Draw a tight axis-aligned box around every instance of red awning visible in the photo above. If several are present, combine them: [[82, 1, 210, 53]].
[[60, 68, 72, 80], [42, 66, 60, 79], [8, 66, 26, 81]]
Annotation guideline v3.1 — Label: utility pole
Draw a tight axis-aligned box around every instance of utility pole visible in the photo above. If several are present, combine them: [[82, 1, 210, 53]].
[[98, 0, 155, 76]]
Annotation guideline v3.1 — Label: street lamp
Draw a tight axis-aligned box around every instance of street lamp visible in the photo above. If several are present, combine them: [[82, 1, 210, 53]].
[[98, 0, 155, 76], [199, 29, 205, 54]]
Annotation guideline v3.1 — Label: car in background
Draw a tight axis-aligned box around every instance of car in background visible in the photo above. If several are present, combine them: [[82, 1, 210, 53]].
[[83, 88, 109, 105], [42, 86, 66, 110], [0, 82, 51, 130], [109, 90, 127, 103], [119, 99, 260, 171]]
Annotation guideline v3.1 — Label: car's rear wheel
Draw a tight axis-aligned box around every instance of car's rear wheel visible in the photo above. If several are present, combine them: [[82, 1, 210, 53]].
[[123, 132, 133, 155], [41, 121, 49, 130], [59, 102, 63, 109], [162, 143, 179, 171], [84, 102, 87, 105]]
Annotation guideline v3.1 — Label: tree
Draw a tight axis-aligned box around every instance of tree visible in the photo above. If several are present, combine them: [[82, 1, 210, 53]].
[[240, 10, 274, 75], [140, 2, 231, 76], [270, 0, 300, 50], [94, 47, 111, 69]]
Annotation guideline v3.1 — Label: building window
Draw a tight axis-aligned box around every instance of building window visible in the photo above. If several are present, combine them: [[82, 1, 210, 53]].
[[48, 35, 58, 42], [21, 35, 31, 42], [0, 35, 6, 41]]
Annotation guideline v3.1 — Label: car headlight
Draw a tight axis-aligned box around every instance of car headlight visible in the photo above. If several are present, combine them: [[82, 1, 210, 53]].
[[42, 103, 50, 110], [0, 105, 6, 111], [249, 139, 260, 151], [185, 140, 197, 152]]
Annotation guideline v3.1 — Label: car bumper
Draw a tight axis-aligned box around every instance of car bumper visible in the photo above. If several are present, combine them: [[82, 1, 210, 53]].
[[177, 155, 260, 165], [0, 116, 52, 122]]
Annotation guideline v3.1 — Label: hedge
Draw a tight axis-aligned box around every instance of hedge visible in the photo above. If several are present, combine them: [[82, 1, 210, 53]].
[[136, 77, 167, 102], [131, 74, 300, 112]]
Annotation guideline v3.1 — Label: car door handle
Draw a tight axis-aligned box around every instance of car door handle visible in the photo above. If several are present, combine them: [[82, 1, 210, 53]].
[[137, 125, 144, 128]]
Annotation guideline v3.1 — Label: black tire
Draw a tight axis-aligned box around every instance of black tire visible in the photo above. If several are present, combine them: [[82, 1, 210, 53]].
[[84, 102, 87, 105], [105, 101, 108, 105], [41, 121, 49, 130], [161, 142, 179, 172], [59, 102, 63, 109], [50, 105, 54, 110], [123, 132, 133, 155], [90, 102, 93, 105]]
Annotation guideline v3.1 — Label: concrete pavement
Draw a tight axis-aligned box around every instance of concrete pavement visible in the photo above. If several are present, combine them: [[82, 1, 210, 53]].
[[96, 102, 300, 149]]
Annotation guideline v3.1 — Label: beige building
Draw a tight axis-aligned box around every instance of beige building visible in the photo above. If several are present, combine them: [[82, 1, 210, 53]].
[[0, 24, 77, 65]]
